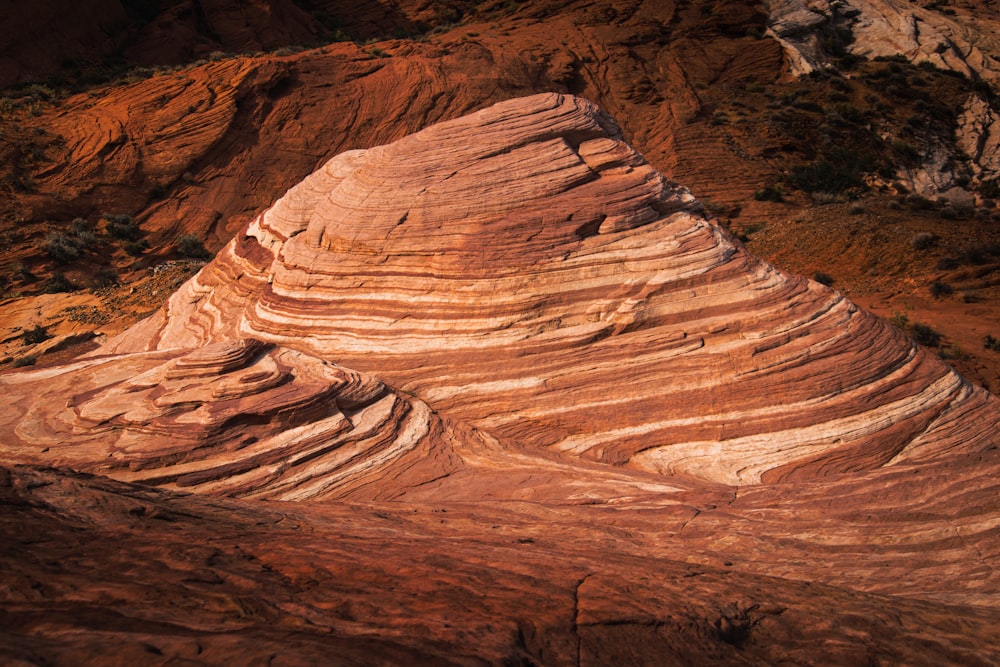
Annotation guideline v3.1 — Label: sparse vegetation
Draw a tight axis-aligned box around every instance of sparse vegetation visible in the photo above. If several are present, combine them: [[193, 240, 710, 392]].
[[175, 233, 211, 259], [929, 281, 953, 298], [104, 214, 142, 241], [22, 325, 50, 345], [911, 322, 942, 347], [12, 355, 37, 368], [753, 185, 784, 202], [40, 220, 98, 264], [789, 147, 874, 195], [813, 271, 835, 286], [93, 267, 119, 287], [939, 344, 967, 361], [123, 239, 150, 257], [910, 232, 937, 250], [41, 272, 74, 293], [40, 232, 83, 263], [985, 335, 1000, 352]]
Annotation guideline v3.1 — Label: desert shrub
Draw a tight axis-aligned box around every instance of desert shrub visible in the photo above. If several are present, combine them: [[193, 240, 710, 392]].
[[93, 267, 118, 287], [12, 355, 37, 368], [929, 281, 953, 298], [175, 233, 210, 259], [939, 206, 959, 220], [910, 322, 942, 347], [891, 140, 921, 165], [985, 334, 1000, 352], [905, 194, 934, 210], [792, 100, 824, 113], [939, 345, 967, 361], [123, 239, 149, 256], [979, 178, 1000, 198], [960, 244, 1000, 265], [68, 217, 90, 233], [22, 325, 50, 345], [831, 103, 865, 124], [789, 147, 872, 194], [910, 232, 937, 250], [813, 271, 835, 286], [889, 312, 909, 329], [753, 185, 784, 202], [41, 232, 81, 263], [104, 214, 142, 240], [936, 257, 959, 270], [11, 261, 34, 282], [42, 272, 74, 293]]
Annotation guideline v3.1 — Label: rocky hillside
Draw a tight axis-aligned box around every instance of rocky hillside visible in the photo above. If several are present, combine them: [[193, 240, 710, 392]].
[[2, 93, 999, 665]]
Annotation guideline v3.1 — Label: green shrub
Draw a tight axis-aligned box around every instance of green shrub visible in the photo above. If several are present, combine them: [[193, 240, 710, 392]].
[[929, 281, 953, 298], [911, 322, 942, 347], [123, 239, 149, 256], [753, 185, 784, 202], [104, 214, 142, 240], [41, 232, 82, 263], [22, 325, 50, 345], [175, 233, 210, 259], [12, 355, 37, 368], [42, 272, 75, 293], [985, 334, 1000, 352]]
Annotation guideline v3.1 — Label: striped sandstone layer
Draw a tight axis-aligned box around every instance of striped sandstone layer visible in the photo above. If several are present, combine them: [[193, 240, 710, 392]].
[[99, 92, 999, 486], [3, 92, 1000, 665]]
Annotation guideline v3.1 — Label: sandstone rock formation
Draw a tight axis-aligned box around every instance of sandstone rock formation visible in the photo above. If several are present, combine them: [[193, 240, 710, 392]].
[[99, 92, 1000, 485], [3, 93, 1000, 665], [767, 0, 1000, 81]]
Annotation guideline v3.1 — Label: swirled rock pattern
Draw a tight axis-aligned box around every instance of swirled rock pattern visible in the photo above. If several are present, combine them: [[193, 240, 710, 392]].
[[103, 92, 1000, 486], [3, 93, 1000, 665]]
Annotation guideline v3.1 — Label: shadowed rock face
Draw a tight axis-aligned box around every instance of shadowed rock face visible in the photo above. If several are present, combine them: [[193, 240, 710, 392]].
[[2, 93, 1000, 665]]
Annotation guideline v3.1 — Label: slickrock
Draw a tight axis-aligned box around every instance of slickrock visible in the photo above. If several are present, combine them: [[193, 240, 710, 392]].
[[100, 92, 1000, 486], [767, 0, 1000, 81], [3, 93, 1000, 665]]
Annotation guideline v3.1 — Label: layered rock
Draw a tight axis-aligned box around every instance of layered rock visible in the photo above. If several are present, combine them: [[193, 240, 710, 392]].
[[767, 0, 1000, 82], [99, 92, 1000, 486], [2, 339, 474, 501], [4, 92, 1000, 665]]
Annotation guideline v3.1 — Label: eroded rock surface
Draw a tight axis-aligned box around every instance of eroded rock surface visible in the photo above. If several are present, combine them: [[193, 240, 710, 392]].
[[3, 93, 1000, 665], [101, 92, 1000, 485]]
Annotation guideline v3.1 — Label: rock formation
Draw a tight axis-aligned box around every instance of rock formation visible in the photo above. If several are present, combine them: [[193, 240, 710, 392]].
[[2, 93, 1000, 664], [98, 92, 1000, 485], [767, 0, 1000, 82]]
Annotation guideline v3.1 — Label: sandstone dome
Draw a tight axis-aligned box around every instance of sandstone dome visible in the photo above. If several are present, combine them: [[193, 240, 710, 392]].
[[83, 92, 999, 487], [3, 92, 999, 666]]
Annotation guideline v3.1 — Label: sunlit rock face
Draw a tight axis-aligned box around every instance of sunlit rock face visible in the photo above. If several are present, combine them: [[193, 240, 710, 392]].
[[0, 339, 474, 500], [3, 92, 1000, 666], [98, 92, 1000, 486]]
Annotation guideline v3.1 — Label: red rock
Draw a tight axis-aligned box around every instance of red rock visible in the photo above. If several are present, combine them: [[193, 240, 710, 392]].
[[2, 88, 1000, 667], [100, 92, 1000, 486]]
